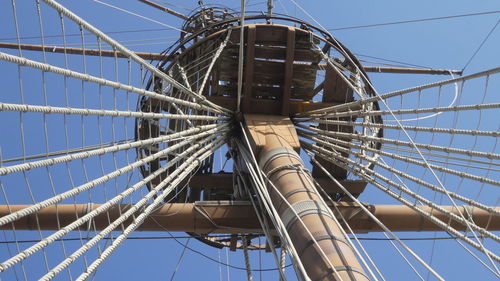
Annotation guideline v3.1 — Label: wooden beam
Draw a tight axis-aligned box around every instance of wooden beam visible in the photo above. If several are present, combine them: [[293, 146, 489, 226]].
[[0, 42, 463, 76], [1, 202, 497, 233], [242, 25, 256, 112], [247, 116, 369, 280], [281, 27, 295, 115], [188, 173, 234, 189], [323, 63, 352, 103], [138, 0, 189, 20], [312, 62, 353, 180], [0, 42, 463, 75], [0, 42, 168, 61], [244, 114, 300, 154], [204, 96, 359, 114]]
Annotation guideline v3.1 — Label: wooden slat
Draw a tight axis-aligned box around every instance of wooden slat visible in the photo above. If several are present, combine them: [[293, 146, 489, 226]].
[[256, 46, 318, 61], [218, 84, 315, 100], [255, 25, 287, 44], [323, 66, 352, 103], [254, 60, 316, 89], [206, 95, 357, 113], [292, 64, 317, 89], [311, 64, 354, 180], [282, 27, 295, 115], [242, 25, 256, 112], [225, 45, 320, 62]]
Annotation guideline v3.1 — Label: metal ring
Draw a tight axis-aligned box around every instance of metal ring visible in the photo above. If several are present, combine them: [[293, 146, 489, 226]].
[[265, 163, 302, 178], [258, 147, 303, 170], [278, 188, 321, 211], [281, 200, 333, 230], [313, 266, 370, 281], [283, 188, 319, 200], [298, 234, 351, 257]]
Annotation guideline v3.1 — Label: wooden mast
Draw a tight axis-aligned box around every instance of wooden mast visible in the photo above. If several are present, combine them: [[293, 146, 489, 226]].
[[2, 203, 497, 233], [244, 115, 369, 280]]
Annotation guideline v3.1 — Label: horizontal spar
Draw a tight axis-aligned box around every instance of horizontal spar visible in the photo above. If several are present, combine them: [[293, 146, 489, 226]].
[[1, 201, 497, 234], [138, 0, 190, 20], [0, 43, 461, 75], [0, 42, 168, 61]]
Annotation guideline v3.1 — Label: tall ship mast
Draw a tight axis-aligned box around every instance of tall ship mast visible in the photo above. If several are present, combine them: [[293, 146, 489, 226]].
[[0, 1, 498, 280]]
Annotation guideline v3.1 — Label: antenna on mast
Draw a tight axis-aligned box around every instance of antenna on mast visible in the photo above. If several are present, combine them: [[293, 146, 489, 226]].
[[267, 0, 273, 23]]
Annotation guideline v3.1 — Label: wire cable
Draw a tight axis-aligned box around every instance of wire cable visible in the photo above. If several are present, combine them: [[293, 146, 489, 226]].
[[462, 19, 500, 72], [92, 0, 184, 32], [149, 217, 294, 272], [328, 11, 500, 31]]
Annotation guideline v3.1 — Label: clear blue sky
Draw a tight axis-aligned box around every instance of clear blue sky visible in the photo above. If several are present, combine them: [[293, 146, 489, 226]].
[[0, 0, 499, 280]]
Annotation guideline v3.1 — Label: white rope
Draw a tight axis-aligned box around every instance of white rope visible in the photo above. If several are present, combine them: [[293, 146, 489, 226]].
[[299, 119, 499, 137], [42, 0, 229, 113], [323, 196, 386, 281], [238, 142, 351, 280], [308, 146, 500, 264], [297, 67, 500, 116], [296, 124, 500, 160], [0, 51, 222, 115], [0, 134, 223, 273], [304, 142, 500, 243], [299, 131, 500, 189], [0, 126, 227, 229], [304, 150, 445, 281], [303, 102, 500, 119], [279, 248, 286, 281], [92, 0, 184, 32], [242, 237, 253, 281], [235, 137, 310, 281], [397, 153, 500, 172], [0, 124, 220, 175], [236, 0, 246, 112], [383, 71, 459, 122], [40, 141, 223, 281], [302, 134, 498, 215], [0, 102, 227, 121], [233, 162, 288, 281], [381, 145, 500, 169], [72, 140, 225, 281], [198, 28, 232, 96], [348, 60, 499, 270], [294, 167, 381, 281]]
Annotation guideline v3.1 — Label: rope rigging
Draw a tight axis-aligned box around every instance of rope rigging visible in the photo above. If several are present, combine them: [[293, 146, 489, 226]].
[[0, 0, 498, 280]]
